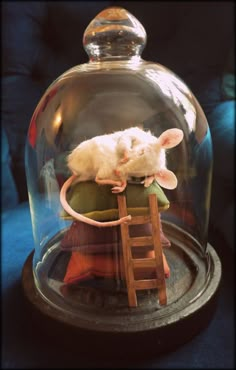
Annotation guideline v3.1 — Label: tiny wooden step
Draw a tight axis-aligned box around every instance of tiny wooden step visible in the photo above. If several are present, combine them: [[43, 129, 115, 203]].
[[128, 215, 151, 225], [132, 258, 157, 269], [128, 236, 153, 247], [134, 279, 162, 290]]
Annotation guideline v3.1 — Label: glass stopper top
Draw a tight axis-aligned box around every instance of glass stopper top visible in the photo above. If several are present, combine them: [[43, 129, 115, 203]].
[[83, 7, 147, 61]]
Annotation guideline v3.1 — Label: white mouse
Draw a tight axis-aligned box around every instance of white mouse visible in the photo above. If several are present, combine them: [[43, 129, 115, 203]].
[[60, 127, 183, 227]]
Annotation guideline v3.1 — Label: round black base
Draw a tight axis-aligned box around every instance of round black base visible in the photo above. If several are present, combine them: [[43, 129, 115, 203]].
[[22, 242, 221, 359]]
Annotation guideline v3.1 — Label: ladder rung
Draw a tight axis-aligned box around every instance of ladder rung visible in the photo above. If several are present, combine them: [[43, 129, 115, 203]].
[[129, 236, 153, 247], [129, 215, 151, 225], [132, 258, 156, 268], [134, 279, 161, 290]]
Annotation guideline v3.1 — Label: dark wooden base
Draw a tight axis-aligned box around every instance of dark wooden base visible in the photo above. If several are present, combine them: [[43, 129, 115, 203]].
[[21, 241, 221, 359]]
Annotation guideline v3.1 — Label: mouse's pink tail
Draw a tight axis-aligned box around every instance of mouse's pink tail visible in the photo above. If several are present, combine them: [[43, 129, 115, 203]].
[[60, 175, 131, 227]]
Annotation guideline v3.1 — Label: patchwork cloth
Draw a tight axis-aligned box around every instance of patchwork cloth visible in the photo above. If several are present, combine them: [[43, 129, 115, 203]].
[[60, 180, 170, 284], [63, 249, 156, 285]]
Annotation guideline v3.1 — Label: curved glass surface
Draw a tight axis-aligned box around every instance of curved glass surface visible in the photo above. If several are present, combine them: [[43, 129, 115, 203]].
[[25, 7, 213, 315]]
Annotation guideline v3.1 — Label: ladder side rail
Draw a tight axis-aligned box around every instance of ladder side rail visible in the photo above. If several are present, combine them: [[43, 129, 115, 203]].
[[148, 193, 167, 305], [117, 195, 137, 307]]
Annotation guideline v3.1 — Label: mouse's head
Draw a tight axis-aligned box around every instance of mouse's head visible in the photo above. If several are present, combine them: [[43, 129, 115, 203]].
[[118, 128, 183, 189]]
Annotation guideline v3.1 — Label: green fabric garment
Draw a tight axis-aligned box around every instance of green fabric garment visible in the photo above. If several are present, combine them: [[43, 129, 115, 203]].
[[61, 181, 170, 221]]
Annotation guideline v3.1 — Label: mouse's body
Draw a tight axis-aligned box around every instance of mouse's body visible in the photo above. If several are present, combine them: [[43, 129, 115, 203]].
[[67, 126, 157, 184], [60, 126, 183, 229]]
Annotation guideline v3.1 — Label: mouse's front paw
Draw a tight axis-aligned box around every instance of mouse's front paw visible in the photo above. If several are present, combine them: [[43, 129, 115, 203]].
[[142, 175, 155, 187], [111, 180, 127, 193], [111, 186, 124, 193]]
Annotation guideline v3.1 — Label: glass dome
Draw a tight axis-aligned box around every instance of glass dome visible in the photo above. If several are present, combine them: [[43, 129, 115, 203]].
[[25, 7, 220, 333]]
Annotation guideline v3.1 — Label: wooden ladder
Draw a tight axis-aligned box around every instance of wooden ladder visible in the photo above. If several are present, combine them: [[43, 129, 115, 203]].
[[117, 193, 167, 307]]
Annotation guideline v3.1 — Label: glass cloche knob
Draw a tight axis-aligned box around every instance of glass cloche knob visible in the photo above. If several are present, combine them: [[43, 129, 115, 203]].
[[83, 7, 147, 61]]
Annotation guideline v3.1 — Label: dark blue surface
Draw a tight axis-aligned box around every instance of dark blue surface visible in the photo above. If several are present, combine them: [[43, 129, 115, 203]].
[[1, 1, 235, 367], [2, 202, 234, 368]]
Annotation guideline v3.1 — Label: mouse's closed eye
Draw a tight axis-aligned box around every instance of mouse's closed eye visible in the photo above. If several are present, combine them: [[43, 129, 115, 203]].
[[131, 143, 146, 156], [138, 148, 145, 156]]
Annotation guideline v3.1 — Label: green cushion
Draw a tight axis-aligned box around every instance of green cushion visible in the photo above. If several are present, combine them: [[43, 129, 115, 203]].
[[61, 181, 170, 221]]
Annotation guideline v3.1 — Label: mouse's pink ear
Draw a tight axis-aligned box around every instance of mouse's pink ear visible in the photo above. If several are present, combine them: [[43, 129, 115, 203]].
[[158, 129, 183, 149], [155, 169, 178, 189]]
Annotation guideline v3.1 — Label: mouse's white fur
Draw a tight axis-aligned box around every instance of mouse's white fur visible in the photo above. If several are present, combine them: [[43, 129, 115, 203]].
[[67, 127, 156, 183], [60, 127, 183, 227]]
